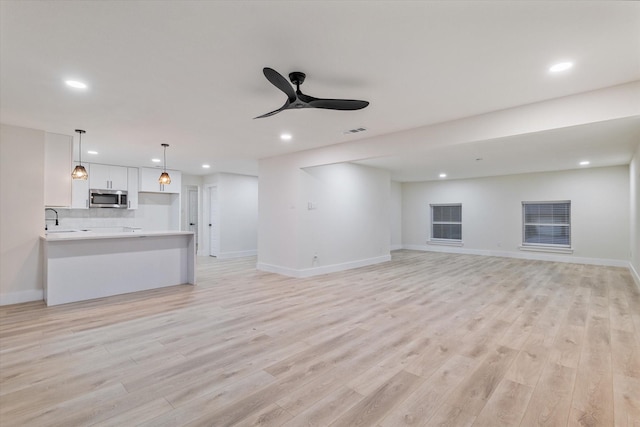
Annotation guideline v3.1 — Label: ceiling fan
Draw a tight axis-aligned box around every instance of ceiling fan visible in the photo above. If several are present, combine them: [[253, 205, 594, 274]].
[[254, 67, 369, 119]]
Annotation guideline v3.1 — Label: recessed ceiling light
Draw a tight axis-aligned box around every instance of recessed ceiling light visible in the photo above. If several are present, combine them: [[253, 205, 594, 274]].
[[202, 164, 210, 168], [87, 150, 98, 155], [65, 80, 88, 89], [549, 62, 573, 73], [439, 173, 447, 178], [280, 133, 292, 141], [579, 160, 590, 166], [151, 158, 161, 163]]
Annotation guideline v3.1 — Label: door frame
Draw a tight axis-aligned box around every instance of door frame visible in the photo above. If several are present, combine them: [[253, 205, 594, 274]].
[[205, 184, 220, 257], [185, 185, 199, 253]]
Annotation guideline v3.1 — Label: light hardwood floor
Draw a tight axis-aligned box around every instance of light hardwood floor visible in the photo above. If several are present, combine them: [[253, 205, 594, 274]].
[[1, 250, 639, 426]]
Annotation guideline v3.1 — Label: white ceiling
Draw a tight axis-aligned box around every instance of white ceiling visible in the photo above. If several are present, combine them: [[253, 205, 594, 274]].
[[1, 1, 639, 178], [355, 116, 640, 181]]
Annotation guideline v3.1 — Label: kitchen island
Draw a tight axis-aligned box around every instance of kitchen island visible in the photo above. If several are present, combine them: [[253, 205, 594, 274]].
[[41, 230, 195, 306]]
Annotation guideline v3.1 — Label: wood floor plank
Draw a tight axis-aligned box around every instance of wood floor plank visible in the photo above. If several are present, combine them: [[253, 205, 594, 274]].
[[471, 379, 533, 427], [505, 332, 551, 387], [548, 324, 585, 369], [519, 362, 576, 427], [423, 402, 476, 427], [281, 386, 363, 427], [379, 354, 477, 427], [90, 397, 174, 427], [498, 294, 550, 350], [139, 370, 277, 427], [611, 328, 640, 379], [0, 251, 636, 426], [568, 314, 614, 427], [232, 403, 294, 427], [329, 370, 423, 426], [612, 373, 640, 427], [439, 345, 518, 416]]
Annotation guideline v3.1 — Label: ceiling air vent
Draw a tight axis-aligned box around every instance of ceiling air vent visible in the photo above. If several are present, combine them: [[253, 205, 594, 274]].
[[343, 127, 367, 135]]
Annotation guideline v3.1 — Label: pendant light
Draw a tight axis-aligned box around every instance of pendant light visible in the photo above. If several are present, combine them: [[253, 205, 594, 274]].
[[71, 129, 88, 180], [158, 143, 171, 184]]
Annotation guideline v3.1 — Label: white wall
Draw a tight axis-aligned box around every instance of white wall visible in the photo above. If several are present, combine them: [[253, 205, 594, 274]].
[[630, 143, 640, 284], [259, 161, 391, 277], [390, 180, 402, 250], [257, 157, 302, 272], [202, 173, 258, 259], [298, 163, 390, 272], [218, 173, 258, 258], [402, 166, 630, 265], [0, 124, 45, 304]]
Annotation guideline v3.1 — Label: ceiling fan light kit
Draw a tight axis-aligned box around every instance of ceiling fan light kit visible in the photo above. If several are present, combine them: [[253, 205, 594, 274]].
[[255, 67, 369, 119]]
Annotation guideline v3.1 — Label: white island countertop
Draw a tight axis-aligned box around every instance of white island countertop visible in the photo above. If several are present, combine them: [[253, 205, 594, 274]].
[[42, 230, 194, 241], [42, 230, 195, 306]]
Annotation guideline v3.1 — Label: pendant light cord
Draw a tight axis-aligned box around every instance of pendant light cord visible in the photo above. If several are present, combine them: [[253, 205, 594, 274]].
[[161, 143, 169, 172], [75, 129, 86, 165]]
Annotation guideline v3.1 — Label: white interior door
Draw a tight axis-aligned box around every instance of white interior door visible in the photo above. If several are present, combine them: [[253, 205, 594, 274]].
[[209, 186, 219, 257], [187, 188, 198, 252]]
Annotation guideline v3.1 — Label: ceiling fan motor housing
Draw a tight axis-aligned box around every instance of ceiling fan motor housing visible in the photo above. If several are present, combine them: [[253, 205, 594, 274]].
[[289, 71, 306, 86]]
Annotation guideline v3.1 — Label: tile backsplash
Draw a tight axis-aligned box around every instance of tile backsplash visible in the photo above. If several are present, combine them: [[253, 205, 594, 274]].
[[56, 208, 137, 229], [54, 193, 178, 231]]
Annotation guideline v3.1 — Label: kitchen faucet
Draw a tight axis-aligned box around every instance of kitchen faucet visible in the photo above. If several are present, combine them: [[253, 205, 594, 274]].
[[45, 208, 59, 230]]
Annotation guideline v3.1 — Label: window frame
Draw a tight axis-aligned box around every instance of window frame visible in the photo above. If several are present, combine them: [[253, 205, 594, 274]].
[[429, 203, 462, 244], [521, 200, 571, 249]]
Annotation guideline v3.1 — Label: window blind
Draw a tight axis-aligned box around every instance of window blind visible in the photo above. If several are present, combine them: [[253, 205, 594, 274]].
[[431, 204, 462, 241], [522, 201, 571, 247]]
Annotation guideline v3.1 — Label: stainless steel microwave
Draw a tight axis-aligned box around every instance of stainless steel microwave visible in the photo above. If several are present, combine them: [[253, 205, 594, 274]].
[[89, 189, 128, 208]]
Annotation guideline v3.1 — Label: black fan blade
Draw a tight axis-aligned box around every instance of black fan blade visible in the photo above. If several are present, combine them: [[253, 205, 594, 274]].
[[253, 100, 291, 119], [263, 68, 296, 102], [308, 98, 369, 110]]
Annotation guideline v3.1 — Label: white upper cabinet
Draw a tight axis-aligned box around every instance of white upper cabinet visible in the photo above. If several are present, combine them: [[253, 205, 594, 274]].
[[127, 167, 139, 209], [71, 162, 90, 209], [139, 167, 182, 194], [90, 163, 128, 190], [44, 133, 72, 207]]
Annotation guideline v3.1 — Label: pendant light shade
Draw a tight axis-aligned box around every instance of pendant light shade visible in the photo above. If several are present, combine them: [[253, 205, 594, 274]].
[[72, 129, 88, 180], [158, 143, 171, 184]]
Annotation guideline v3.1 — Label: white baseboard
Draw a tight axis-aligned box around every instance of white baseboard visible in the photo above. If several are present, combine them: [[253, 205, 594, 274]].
[[0, 289, 44, 306], [216, 250, 257, 260], [257, 254, 392, 278], [630, 262, 640, 289], [402, 244, 630, 268], [256, 263, 301, 277], [390, 244, 403, 251]]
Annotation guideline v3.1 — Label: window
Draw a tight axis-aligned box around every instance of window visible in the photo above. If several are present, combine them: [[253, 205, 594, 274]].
[[522, 201, 571, 247], [430, 204, 462, 242]]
